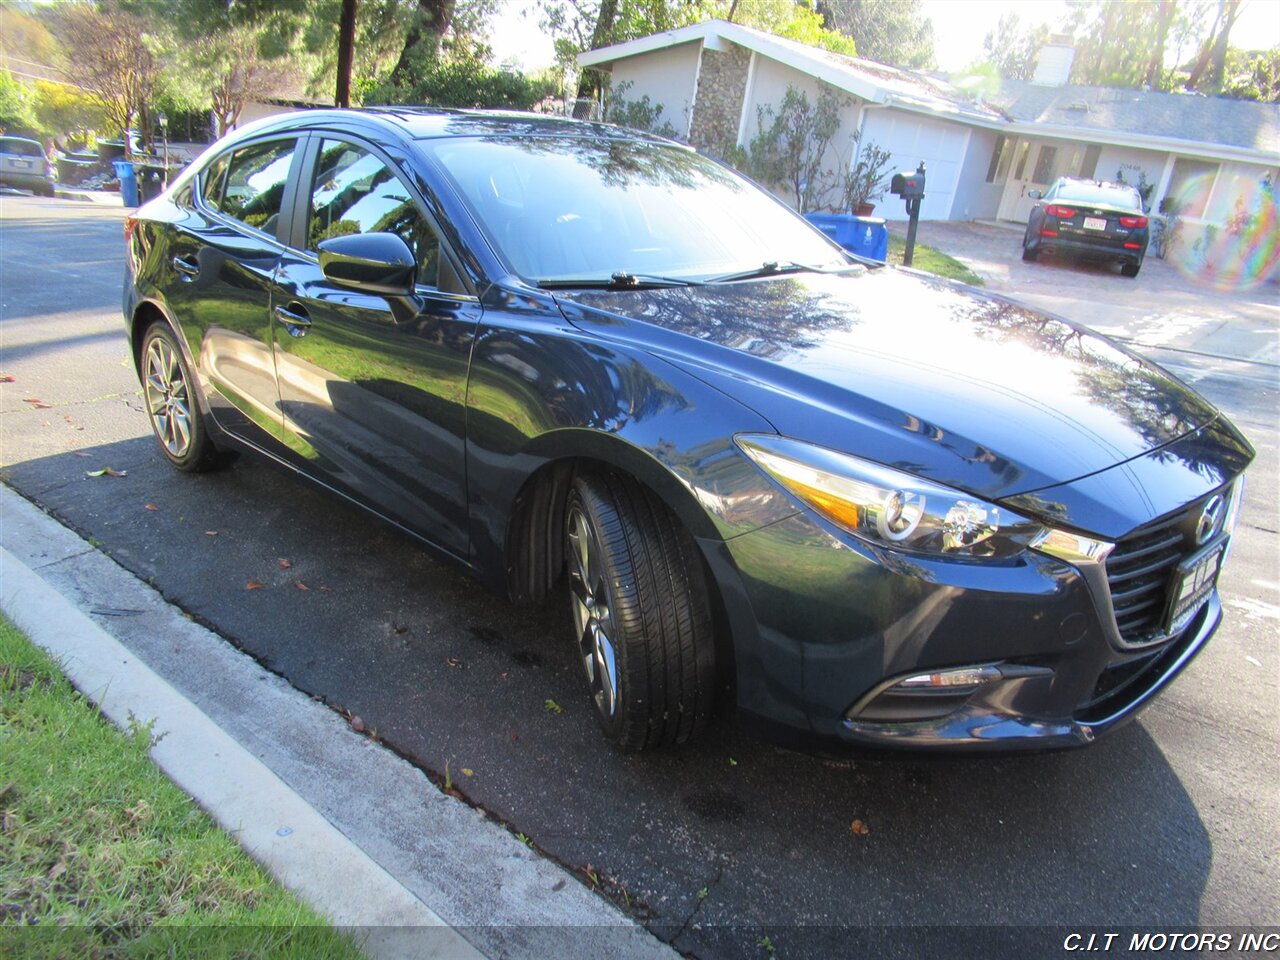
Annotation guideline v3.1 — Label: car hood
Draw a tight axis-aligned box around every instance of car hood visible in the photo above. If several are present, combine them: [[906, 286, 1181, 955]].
[[552, 268, 1222, 503]]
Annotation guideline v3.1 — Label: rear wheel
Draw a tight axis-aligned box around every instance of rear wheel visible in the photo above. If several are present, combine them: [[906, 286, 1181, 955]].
[[564, 471, 716, 751], [140, 323, 221, 472], [1021, 240, 1039, 262], [1120, 262, 1141, 278]]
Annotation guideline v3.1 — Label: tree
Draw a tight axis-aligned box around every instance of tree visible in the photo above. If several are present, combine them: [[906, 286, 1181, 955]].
[[189, 25, 302, 135], [1065, 0, 1171, 87], [1185, 0, 1241, 93], [818, 0, 935, 68], [51, 2, 169, 149], [1221, 46, 1280, 101], [738, 84, 848, 212], [0, 68, 38, 133], [32, 80, 109, 139], [982, 13, 1050, 81]]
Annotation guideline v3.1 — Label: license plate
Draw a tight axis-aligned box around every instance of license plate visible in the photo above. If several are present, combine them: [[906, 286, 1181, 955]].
[[1083, 217, 1107, 231], [1164, 540, 1224, 633]]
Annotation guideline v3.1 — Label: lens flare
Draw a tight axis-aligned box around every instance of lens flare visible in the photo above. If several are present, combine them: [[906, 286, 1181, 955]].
[[1164, 173, 1280, 291]]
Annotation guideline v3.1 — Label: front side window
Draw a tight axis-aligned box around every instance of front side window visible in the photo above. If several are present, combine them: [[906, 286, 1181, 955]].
[[306, 139, 439, 287], [211, 138, 298, 233]]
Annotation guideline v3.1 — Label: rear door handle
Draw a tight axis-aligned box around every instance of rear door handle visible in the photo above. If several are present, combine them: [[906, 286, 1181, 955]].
[[274, 303, 312, 337], [172, 255, 199, 279]]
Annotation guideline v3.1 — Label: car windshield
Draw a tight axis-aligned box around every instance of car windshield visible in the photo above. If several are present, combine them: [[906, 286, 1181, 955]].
[[1053, 182, 1142, 210], [422, 135, 846, 283]]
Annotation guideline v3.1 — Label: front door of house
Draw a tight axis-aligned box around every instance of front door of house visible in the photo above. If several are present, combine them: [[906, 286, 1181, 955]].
[[998, 140, 1058, 222]]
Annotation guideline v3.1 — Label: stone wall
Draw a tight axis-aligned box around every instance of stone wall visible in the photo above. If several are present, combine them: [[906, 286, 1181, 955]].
[[688, 43, 752, 156]]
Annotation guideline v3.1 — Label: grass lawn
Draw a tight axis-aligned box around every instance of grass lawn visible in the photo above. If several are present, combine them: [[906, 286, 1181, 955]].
[[887, 234, 985, 286], [0, 616, 364, 959]]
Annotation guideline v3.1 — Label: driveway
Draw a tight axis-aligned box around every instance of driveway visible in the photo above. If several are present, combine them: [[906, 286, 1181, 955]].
[[893, 219, 1279, 367], [3, 195, 1278, 958]]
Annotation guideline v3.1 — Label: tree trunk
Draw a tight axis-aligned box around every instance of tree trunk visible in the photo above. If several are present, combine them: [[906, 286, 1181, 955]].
[[1143, 0, 1175, 88], [336, 0, 358, 108], [573, 0, 619, 114], [387, 0, 455, 90]]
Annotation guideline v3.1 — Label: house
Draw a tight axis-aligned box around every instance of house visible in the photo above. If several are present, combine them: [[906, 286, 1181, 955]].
[[578, 20, 1280, 261]]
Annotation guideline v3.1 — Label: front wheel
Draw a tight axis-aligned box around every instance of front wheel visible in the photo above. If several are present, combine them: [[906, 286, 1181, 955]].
[[140, 323, 222, 472], [564, 472, 716, 751]]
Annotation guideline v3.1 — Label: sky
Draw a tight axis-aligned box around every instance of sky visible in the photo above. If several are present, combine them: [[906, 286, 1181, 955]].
[[488, 0, 1280, 74]]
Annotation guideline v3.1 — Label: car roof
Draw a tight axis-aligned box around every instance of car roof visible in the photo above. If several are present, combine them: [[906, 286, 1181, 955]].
[[0, 136, 43, 147], [227, 106, 681, 148], [1054, 176, 1139, 193]]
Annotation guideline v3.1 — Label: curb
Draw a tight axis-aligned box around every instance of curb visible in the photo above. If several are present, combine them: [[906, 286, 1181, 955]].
[[0, 487, 677, 960], [0, 543, 484, 960]]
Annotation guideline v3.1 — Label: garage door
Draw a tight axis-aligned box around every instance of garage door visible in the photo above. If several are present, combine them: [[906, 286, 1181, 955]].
[[860, 110, 967, 221]]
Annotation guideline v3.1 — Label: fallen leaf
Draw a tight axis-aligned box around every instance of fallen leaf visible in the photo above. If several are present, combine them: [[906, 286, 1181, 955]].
[[144, 503, 158, 511], [204, 530, 218, 536], [350, 715, 365, 733], [728, 757, 738, 767], [461, 768, 474, 777], [278, 558, 292, 569], [447, 656, 463, 668], [72, 451, 92, 458], [84, 467, 126, 478], [850, 819, 870, 837], [0, 375, 15, 383], [544, 699, 563, 715], [23, 398, 51, 409], [293, 580, 309, 591], [319, 585, 332, 592], [1246, 655, 1262, 667], [245, 580, 264, 590]]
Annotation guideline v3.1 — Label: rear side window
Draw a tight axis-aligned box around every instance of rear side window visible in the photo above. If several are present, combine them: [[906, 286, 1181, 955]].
[[207, 138, 299, 233], [306, 139, 439, 287]]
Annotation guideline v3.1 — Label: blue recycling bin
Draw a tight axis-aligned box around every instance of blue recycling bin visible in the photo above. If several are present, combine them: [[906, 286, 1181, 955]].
[[804, 213, 889, 263], [113, 160, 139, 207]]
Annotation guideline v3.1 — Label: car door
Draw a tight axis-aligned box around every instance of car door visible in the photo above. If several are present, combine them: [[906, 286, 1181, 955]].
[[160, 135, 304, 447], [268, 134, 480, 559]]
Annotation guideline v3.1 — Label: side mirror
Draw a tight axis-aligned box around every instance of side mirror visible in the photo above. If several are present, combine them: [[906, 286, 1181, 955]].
[[1027, 189, 1043, 200], [318, 232, 417, 296]]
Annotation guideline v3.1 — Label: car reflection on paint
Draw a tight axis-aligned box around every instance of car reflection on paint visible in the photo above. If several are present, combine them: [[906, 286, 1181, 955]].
[[123, 108, 1252, 754]]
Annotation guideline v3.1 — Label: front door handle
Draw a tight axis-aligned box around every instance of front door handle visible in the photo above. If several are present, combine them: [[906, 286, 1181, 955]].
[[172, 255, 199, 279], [274, 303, 312, 337]]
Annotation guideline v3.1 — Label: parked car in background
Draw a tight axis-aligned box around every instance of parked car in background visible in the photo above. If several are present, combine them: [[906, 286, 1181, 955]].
[[123, 109, 1251, 755], [1022, 177, 1149, 277], [0, 136, 56, 197]]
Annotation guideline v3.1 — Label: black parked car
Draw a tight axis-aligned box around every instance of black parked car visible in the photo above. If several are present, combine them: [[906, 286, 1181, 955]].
[[123, 109, 1252, 753], [0, 135, 56, 197], [1023, 177, 1149, 277]]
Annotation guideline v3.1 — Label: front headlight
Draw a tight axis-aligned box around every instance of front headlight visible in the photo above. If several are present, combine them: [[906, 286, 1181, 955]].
[[736, 434, 1044, 558]]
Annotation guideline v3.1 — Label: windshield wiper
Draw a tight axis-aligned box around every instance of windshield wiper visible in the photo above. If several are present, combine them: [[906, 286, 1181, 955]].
[[704, 259, 870, 284], [537, 271, 695, 290]]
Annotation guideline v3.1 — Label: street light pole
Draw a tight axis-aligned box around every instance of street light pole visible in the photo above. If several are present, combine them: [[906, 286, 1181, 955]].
[[158, 113, 169, 187]]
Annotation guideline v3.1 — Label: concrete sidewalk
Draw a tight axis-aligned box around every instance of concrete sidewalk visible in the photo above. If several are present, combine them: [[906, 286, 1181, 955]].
[[0, 485, 676, 960]]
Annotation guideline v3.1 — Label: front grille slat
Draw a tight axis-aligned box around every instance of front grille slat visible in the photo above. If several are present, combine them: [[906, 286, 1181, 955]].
[[1105, 507, 1195, 646]]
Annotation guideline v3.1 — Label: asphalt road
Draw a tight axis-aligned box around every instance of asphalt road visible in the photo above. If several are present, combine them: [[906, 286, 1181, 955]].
[[3, 193, 1277, 957]]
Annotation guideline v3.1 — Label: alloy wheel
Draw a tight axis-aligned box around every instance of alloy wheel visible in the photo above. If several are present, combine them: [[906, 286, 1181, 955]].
[[143, 335, 192, 458], [566, 504, 619, 719]]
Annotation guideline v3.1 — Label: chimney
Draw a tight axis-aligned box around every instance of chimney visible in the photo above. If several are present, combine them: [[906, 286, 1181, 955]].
[[1032, 38, 1075, 87]]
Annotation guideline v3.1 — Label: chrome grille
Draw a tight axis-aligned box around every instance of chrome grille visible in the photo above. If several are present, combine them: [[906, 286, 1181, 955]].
[[1105, 511, 1188, 645]]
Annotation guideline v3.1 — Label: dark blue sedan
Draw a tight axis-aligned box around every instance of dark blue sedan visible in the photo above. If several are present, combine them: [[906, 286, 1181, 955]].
[[123, 109, 1252, 753]]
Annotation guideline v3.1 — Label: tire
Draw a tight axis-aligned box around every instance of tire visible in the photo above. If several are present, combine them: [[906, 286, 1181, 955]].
[[1021, 244, 1039, 262], [140, 323, 222, 472], [564, 471, 716, 751], [1120, 262, 1141, 278]]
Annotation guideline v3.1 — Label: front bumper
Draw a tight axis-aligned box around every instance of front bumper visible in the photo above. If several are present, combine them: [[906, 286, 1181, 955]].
[[708, 500, 1226, 753]]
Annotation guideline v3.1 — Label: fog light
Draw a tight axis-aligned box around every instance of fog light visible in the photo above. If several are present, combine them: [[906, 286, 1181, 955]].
[[894, 665, 1001, 690]]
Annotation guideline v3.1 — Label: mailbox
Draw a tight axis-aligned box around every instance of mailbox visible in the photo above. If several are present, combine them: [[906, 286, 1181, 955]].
[[890, 168, 926, 199]]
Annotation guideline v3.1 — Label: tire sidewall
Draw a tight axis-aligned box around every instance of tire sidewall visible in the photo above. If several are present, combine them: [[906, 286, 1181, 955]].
[[141, 323, 208, 471]]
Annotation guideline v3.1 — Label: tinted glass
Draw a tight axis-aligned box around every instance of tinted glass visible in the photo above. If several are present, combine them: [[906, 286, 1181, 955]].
[[1054, 181, 1143, 210], [216, 139, 298, 232], [424, 136, 845, 282], [307, 139, 439, 287]]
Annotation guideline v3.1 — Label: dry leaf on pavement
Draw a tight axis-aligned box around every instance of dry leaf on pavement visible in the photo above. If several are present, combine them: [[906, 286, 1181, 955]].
[[245, 580, 264, 590]]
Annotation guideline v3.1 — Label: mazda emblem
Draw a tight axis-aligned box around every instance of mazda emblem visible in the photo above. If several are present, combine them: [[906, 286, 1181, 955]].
[[1196, 495, 1224, 545]]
